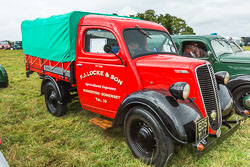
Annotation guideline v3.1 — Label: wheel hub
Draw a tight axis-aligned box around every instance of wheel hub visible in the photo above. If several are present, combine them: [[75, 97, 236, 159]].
[[243, 95, 250, 109], [137, 126, 154, 147], [47, 90, 57, 112], [49, 91, 57, 102], [131, 121, 156, 156]]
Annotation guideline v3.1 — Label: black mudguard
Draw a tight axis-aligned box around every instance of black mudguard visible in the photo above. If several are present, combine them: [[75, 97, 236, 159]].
[[218, 84, 235, 119], [113, 90, 203, 144], [227, 75, 250, 92], [40, 76, 70, 104], [41, 76, 62, 98]]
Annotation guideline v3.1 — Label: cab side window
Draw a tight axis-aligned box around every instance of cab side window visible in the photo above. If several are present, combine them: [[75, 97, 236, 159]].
[[84, 29, 119, 53], [182, 41, 208, 58]]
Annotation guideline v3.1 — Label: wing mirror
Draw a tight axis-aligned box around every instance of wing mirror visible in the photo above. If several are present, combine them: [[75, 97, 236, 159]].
[[207, 51, 213, 56], [207, 51, 215, 61], [103, 44, 124, 65], [104, 44, 112, 53]]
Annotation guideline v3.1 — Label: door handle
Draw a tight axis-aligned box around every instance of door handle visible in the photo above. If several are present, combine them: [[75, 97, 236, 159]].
[[76, 63, 82, 67]]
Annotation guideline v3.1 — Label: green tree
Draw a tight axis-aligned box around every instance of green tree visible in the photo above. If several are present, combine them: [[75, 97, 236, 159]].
[[130, 10, 195, 35], [136, 9, 158, 23]]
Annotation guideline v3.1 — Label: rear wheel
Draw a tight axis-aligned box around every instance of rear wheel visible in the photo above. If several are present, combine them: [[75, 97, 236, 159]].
[[124, 106, 174, 167], [233, 85, 250, 117], [44, 81, 67, 117]]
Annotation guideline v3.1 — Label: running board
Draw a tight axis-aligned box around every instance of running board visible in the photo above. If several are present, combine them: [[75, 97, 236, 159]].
[[89, 117, 113, 130]]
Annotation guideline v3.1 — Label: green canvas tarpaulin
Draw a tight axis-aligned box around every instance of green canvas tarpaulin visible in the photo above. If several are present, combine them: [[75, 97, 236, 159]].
[[21, 11, 139, 62]]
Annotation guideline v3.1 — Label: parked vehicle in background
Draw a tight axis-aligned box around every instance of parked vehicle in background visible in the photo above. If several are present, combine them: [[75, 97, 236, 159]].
[[0, 152, 9, 167], [14, 41, 22, 50], [0, 41, 10, 50], [172, 34, 250, 117], [0, 139, 10, 167], [242, 37, 250, 46], [0, 65, 8, 88], [22, 12, 242, 166]]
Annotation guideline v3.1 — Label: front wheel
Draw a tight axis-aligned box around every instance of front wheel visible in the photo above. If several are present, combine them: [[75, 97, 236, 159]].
[[233, 85, 250, 117], [124, 107, 174, 167], [44, 81, 67, 117]]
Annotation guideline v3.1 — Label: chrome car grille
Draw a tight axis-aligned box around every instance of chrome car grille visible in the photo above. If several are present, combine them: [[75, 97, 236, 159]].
[[196, 64, 222, 131]]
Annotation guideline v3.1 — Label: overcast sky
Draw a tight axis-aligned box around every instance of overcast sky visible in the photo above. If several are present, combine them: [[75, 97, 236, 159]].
[[0, 0, 250, 41]]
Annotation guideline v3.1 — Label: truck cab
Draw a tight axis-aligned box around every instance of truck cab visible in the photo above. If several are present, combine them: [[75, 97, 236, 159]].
[[76, 15, 185, 118], [172, 35, 250, 117], [22, 13, 242, 166]]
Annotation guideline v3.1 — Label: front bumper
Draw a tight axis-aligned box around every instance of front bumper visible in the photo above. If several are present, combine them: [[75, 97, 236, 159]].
[[195, 116, 246, 157]]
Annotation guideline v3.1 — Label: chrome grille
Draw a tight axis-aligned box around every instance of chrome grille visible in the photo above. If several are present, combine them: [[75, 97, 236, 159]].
[[196, 64, 222, 131]]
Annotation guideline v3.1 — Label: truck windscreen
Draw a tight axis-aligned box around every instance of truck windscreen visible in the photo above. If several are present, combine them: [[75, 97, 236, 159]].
[[123, 29, 177, 59]]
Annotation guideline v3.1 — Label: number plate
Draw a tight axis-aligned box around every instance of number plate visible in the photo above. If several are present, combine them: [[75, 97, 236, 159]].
[[196, 117, 209, 142]]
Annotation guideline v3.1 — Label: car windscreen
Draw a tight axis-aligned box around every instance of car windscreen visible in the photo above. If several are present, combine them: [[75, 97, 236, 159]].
[[211, 39, 233, 57], [0, 42, 8, 45], [229, 41, 242, 53], [123, 29, 177, 59]]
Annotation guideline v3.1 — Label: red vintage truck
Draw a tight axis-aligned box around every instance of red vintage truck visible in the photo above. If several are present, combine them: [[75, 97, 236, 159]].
[[22, 11, 242, 166]]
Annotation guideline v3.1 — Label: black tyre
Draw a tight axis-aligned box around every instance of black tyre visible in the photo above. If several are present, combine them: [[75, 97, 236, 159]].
[[124, 107, 174, 167], [0, 67, 8, 88], [44, 81, 67, 117], [232, 85, 250, 117]]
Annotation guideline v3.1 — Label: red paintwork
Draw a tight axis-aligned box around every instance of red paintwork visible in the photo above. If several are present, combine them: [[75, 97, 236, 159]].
[[136, 55, 215, 134], [25, 55, 72, 83], [26, 15, 216, 134]]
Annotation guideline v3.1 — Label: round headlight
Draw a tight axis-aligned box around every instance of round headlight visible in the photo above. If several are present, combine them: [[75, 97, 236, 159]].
[[224, 72, 229, 85], [215, 71, 230, 85], [183, 84, 190, 99], [170, 82, 190, 100]]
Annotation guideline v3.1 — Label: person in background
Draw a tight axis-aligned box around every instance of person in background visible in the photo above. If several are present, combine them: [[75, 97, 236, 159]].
[[190, 42, 207, 58], [183, 43, 207, 58], [183, 45, 195, 57], [128, 40, 143, 57]]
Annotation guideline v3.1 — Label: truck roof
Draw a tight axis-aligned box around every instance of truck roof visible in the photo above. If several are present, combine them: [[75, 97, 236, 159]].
[[171, 35, 225, 43], [79, 14, 166, 32]]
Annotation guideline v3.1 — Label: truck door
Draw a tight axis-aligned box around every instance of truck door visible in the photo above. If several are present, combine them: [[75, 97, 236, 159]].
[[76, 27, 127, 118]]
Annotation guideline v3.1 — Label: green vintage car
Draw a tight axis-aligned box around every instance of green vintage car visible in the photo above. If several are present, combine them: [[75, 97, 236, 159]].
[[0, 65, 8, 88], [172, 35, 250, 117]]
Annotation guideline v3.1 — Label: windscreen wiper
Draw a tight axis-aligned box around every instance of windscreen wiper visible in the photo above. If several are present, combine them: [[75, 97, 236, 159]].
[[218, 40, 225, 47], [215, 38, 224, 47], [135, 25, 152, 39]]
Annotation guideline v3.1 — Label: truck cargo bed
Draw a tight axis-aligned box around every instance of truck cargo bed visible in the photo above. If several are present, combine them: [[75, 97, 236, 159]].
[[25, 55, 75, 83]]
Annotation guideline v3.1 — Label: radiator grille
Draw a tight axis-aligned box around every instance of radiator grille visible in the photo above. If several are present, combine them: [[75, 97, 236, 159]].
[[196, 64, 222, 130]]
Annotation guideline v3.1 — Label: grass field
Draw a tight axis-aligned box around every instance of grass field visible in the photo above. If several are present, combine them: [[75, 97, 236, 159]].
[[0, 50, 249, 167], [243, 46, 250, 51]]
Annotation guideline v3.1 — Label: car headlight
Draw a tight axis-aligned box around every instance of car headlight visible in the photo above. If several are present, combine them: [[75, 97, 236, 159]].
[[215, 71, 229, 85], [170, 82, 190, 100]]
